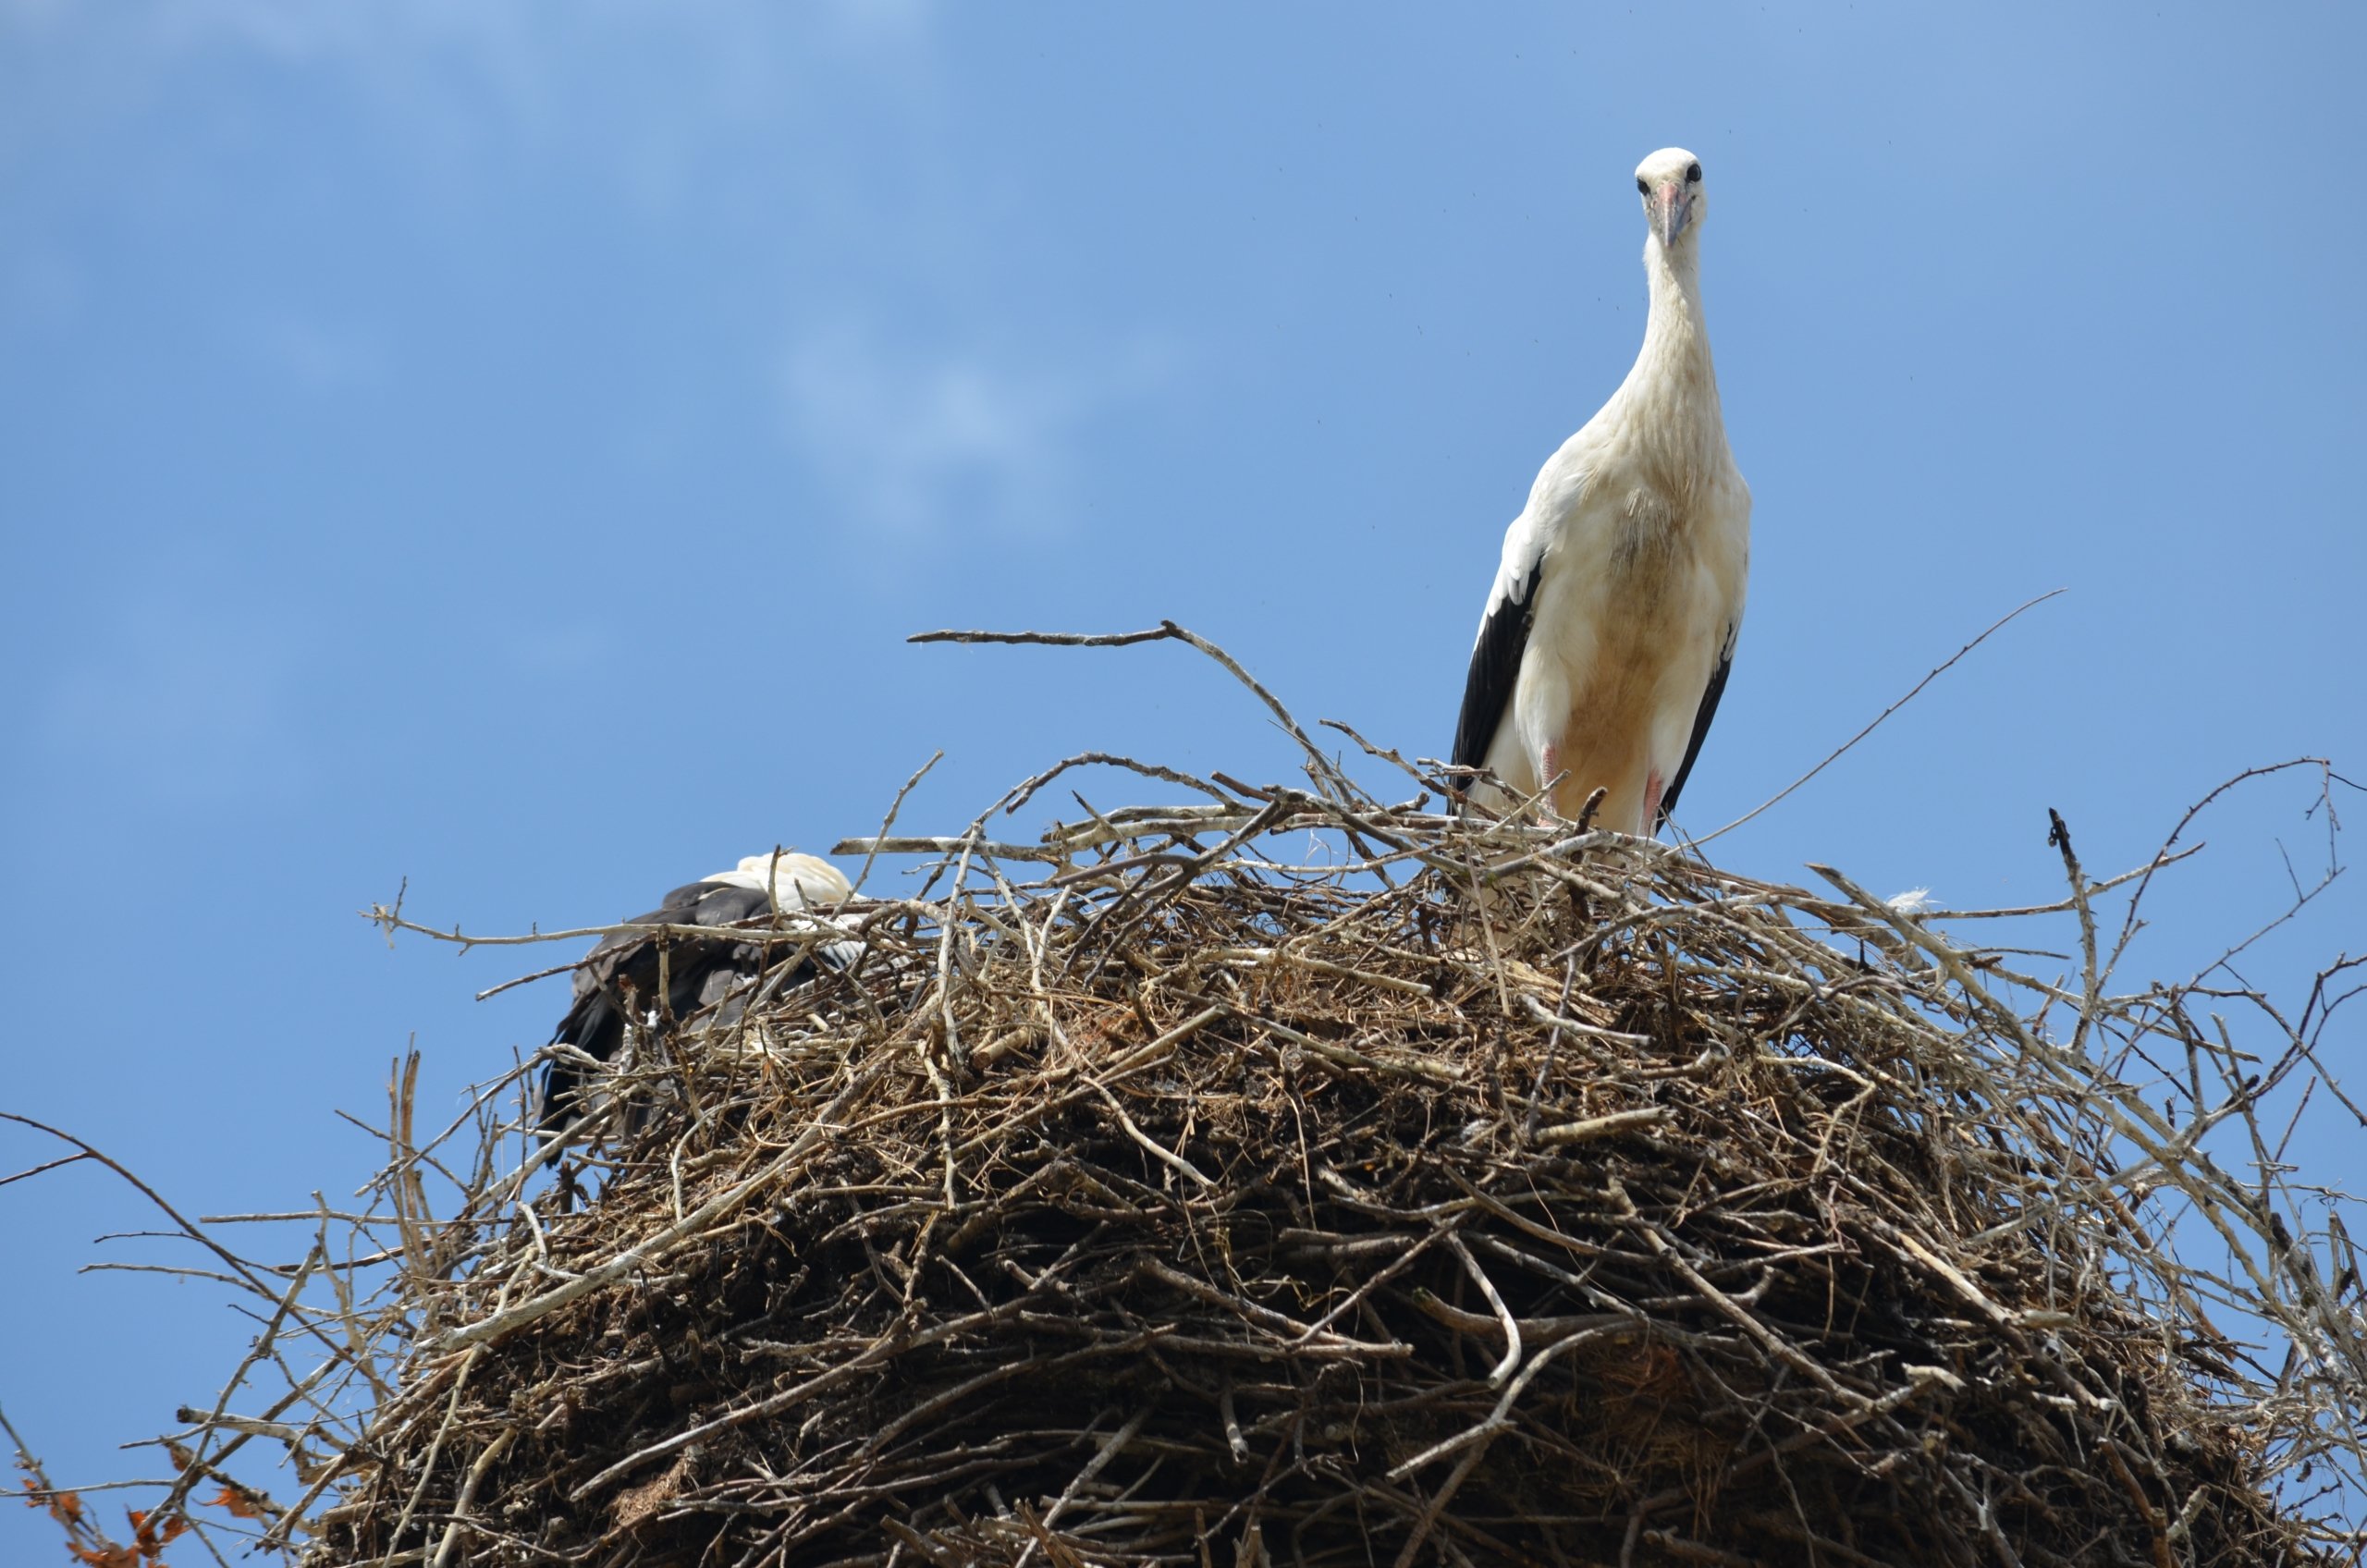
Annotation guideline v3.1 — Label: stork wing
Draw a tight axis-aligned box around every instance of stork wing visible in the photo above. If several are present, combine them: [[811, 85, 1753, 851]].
[[1450, 537, 1544, 783], [1656, 621, 1737, 827], [561, 877, 723, 1002], [542, 880, 780, 1133]]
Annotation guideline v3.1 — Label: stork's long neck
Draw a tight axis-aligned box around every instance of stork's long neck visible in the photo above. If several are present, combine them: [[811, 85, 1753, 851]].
[[1625, 235, 1727, 472]]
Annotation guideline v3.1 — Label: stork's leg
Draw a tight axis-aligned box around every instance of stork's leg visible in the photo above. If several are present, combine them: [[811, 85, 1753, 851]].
[[1539, 742, 1564, 822], [1642, 769, 1666, 834]]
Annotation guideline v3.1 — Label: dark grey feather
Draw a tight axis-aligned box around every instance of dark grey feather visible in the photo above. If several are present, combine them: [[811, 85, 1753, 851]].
[[538, 879, 832, 1137], [1657, 626, 1736, 827], [1449, 560, 1540, 802]]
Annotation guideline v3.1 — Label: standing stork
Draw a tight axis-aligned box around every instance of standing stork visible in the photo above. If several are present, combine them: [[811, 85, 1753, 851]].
[[1451, 147, 1750, 835]]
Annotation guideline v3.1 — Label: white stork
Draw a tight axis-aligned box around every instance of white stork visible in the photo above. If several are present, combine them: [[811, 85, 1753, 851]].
[[1452, 147, 1750, 835], [538, 851, 854, 1137]]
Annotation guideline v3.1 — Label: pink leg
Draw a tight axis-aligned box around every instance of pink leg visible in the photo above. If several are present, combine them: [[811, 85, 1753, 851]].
[[1539, 743, 1564, 819], [1642, 769, 1666, 833]]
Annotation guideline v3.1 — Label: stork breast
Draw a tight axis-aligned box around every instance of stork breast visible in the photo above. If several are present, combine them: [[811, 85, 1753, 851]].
[[1609, 488, 1684, 590], [1551, 484, 1724, 729]]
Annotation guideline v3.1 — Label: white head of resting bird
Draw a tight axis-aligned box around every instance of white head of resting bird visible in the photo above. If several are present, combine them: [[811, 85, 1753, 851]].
[[537, 852, 854, 1138], [1450, 147, 1750, 836]]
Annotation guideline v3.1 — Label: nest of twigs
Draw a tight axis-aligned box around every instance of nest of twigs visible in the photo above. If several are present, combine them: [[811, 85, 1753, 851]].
[[283, 735, 2352, 1568]]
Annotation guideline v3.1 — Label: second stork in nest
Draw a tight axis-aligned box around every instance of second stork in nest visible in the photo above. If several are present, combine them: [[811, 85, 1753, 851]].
[[537, 851, 855, 1144]]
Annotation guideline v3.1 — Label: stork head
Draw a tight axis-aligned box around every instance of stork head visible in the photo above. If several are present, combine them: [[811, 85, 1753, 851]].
[[1634, 147, 1706, 251], [730, 851, 852, 909]]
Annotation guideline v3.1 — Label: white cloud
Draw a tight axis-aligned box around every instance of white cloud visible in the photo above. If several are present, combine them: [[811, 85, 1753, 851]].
[[780, 322, 1169, 542], [6, 0, 1178, 552], [248, 312, 385, 392], [501, 624, 607, 680], [0, 4, 904, 218], [0, 243, 82, 334], [37, 583, 310, 809]]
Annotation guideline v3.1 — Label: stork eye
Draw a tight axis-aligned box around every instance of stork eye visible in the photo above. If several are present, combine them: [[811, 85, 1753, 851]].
[[1636, 177, 1650, 194], [1686, 162, 1702, 184]]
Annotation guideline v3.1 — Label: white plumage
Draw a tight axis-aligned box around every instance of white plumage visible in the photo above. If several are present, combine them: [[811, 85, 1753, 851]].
[[705, 852, 853, 909], [1451, 147, 1750, 836]]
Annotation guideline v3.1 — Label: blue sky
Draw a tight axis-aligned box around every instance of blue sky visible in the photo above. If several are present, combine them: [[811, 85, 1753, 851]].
[[3, 1, 2361, 1549]]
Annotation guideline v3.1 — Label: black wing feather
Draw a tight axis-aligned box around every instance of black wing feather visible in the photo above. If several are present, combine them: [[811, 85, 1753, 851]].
[[1449, 563, 1540, 799], [539, 880, 781, 1133], [1655, 627, 1736, 828]]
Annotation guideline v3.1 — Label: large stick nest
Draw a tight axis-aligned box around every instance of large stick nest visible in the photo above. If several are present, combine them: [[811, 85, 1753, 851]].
[[293, 759, 2349, 1568]]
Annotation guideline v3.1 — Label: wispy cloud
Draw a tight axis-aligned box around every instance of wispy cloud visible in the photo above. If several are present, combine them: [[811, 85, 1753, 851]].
[[6, 0, 1177, 552], [0, 1, 936, 196], [500, 623, 608, 680], [780, 322, 1170, 543], [36, 580, 310, 809], [247, 311, 385, 392], [0, 242, 81, 334]]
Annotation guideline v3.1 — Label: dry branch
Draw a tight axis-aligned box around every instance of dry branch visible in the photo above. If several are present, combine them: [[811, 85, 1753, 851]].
[[6, 639, 2361, 1568]]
